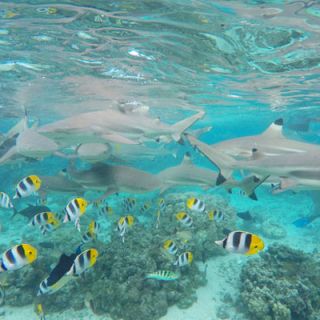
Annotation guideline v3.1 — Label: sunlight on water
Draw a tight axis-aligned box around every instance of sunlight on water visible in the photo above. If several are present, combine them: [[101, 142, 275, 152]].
[[0, 1, 319, 319]]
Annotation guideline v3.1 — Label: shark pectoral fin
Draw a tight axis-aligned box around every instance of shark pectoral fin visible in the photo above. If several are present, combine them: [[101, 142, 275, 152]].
[[171, 111, 205, 141], [0, 146, 17, 165], [186, 135, 235, 180], [101, 133, 139, 145]]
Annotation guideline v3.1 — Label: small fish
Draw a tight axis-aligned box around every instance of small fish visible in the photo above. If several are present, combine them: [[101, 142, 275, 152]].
[[99, 204, 113, 217], [176, 212, 193, 227], [63, 198, 88, 231], [208, 209, 224, 222], [292, 217, 311, 228], [36, 303, 46, 320], [163, 240, 178, 255], [186, 197, 206, 213], [158, 198, 166, 211], [29, 211, 59, 227], [38, 251, 78, 295], [81, 220, 100, 243], [122, 198, 136, 212], [0, 192, 13, 209], [174, 251, 193, 267], [0, 244, 37, 272], [117, 215, 134, 241], [215, 231, 264, 255], [156, 210, 161, 229], [140, 202, 151, 214], [13, 175, 42, 199], [66, 248, 99, 276], [11, 204, 51, 220], [236, 211, 253, 221], [145, 270, 179, 281]]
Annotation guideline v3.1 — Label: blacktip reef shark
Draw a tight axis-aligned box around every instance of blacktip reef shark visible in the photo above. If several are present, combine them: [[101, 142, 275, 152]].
[[0, 112, 66, 165], [157, 153, 265, 199], [206, 118, 320, 165], [187, 130, 320, 194], [37, 106, 205, 146], [66, 161, 162, 202]]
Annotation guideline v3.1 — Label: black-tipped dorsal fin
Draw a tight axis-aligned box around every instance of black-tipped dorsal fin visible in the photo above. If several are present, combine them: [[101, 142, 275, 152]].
[[261, 119, 284, 138]]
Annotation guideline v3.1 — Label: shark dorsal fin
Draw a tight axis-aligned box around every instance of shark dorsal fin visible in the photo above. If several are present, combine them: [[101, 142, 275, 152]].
[[261, 118, 284, 139]]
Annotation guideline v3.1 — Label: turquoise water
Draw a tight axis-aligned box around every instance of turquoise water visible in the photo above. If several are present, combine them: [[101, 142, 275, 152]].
[[0, 1, 320, 319]]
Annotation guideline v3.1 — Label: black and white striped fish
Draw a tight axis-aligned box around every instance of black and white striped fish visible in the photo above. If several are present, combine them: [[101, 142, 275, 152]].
[[13, 175, 42, 199], [63, 198, 88, 231], [0, 244, 37, 272], [0, 192, 13, 209], [66, 249, 99, 276], [176, 212, 193, 227], [174, 251, 193, 267], [186, 197, 205, 213], [215, 231, 264, 255]]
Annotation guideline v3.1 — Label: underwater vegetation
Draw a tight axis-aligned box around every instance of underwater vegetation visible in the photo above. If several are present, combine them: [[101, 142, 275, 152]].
[[239, 245, 320, 320]]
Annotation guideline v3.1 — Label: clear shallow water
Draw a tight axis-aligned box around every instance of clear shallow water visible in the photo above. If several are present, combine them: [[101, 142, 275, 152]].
[[0, 1, 320, 319]]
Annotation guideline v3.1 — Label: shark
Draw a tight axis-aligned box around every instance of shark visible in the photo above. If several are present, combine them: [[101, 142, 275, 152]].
[[187, 133, 320, 194], [37, 107, 205, 146], [157, 153, 265, 198], [66, 161, 162, 201], [206, 119, 320, 165]]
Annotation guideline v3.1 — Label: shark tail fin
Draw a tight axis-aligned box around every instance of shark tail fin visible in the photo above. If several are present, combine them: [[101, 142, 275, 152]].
[[171, 111, 205, 142]]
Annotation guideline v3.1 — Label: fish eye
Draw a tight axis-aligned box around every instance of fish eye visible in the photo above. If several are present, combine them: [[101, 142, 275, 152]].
[[29, 251, 33, 255]]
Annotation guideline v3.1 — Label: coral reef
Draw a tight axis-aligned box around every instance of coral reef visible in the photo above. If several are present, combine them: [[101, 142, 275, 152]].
[[239, 245, 320, 320], [1, 192, 236, 320]]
